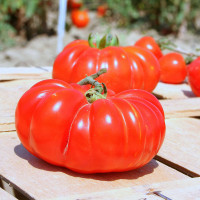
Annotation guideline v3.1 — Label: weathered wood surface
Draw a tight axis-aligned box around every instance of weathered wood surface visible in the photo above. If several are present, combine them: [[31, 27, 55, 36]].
[[70, 177, 200, 200], [160, 97, 200, 118], [0, 79, 42, 130], [0, 66, 52, 81], [153, 81, 195, 99], [0, 187, 17, 200], [0, 132, 187, 200], [157, 118, 200, 177]]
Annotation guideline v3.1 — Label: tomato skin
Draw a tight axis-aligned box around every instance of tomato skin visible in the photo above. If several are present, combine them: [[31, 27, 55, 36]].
[[15, 80, 165, 174], [97, 5, 107, 17], [53, 40, 160, 93], [71, 10, 89, 28], [134, 36, 163, 59], [159, 52, 187, 84], [187, 58, 200, 96], [68, 0, 83, 9]]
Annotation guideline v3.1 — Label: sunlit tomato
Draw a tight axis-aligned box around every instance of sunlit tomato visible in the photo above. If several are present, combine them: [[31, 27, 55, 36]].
[[71, 9, 89, 28], [15, 79, 165, 174], [134, 36, 163, 59], [187, 57, 200, 96], [68, 0, 83, 9], [159, 52, 187, 84], [53, 39, 160, 93]]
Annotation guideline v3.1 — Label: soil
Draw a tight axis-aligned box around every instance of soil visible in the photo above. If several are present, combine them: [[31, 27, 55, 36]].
[[1, 12, 200, 68]]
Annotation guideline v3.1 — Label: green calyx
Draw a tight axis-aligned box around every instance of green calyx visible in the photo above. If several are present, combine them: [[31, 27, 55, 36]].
[[77, 68, 108, 103], [88, 33, 119, 49]]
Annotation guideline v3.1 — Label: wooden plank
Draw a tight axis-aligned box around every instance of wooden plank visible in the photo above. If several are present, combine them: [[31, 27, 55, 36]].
[[70, 177, 200, 200], [160, 97, 200, 118], [0, 79, 42, 126], [156, 118, 200, 177], [0, 67, 51, 81], [0, 132, 187, 200], [153, 81, 195, 99], [0, 187, 17, 200]]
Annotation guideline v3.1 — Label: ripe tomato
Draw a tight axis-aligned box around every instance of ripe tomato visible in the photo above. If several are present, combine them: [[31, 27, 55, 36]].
[[187, 57, 200, 96], [53, 35, 160, 93], [15, 79, 165, 174], [134, 36, 163, 60], [71, 9, 89, 28], [68, 0, 83, 9], [97, 4, 108, 17], [159, 52, 187, 84]]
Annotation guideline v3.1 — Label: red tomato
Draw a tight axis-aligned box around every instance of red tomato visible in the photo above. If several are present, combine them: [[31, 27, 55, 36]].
[[187, 57, 200, 96], [15, 79, 165, 174], [71, 9, 89, 28], [134, 36, 163, 59], [97, 4, 107, 17], [68, 0, 83, 9], [159, 52, 187, 84], [53, 40, 160, 93]]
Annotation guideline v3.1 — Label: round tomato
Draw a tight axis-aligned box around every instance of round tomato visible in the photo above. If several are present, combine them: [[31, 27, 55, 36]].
[[134, 36, 163, 60], [97, 4, 108, 17], [15, 79, 165, 174], [71, 9, 89, 28], [159, 52, 187, 84], [53, 34, 160, 93], [68, 0, 83, 9], [187, 57, 200, 96]]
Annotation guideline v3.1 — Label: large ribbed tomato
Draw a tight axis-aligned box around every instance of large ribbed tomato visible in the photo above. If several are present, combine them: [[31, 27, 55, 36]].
[[53, 34, 160, 93], [15, 78, 165, 174]]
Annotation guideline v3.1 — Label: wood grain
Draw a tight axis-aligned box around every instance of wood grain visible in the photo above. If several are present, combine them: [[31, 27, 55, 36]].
[[0, 132, 187, 200], [160, 97, 200, 118], [157, 118, 200, 177], [70, 177, 200, 200], [0, 79, 42, 126], [153, 81, 195, 99], [0, 187, 17, 200], [0, 67, 51, 81]]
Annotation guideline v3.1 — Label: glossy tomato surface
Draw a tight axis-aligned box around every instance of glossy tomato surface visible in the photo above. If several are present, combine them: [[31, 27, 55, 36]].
[[187, 58, 200, 96], [159, 52, 187, 84], [134, 36, 163, 59], [15, 79, 166, 174], [53, 40, 160, 93], [71, 10, 89, 28]]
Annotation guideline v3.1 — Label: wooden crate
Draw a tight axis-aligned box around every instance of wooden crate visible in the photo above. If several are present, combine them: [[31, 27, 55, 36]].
[[0, 67, 200, 199]]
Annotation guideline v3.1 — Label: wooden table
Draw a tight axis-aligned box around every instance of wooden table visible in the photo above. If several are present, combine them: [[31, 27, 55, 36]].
[[0, 67, 200, 199]]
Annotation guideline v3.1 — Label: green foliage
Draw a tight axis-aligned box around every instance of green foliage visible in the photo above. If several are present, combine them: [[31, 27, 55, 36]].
[[95, 0, 200, 35], [0, 0, 51, 50]]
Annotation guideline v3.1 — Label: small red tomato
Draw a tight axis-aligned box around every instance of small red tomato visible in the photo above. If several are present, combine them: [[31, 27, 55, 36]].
[[68, 0, 83, 9], [97, 4, 107, 17], [71, 9, 89, 28], [134, 36, 163, 59], [159, 52, 187, 84], [187, 58, 200, 96]]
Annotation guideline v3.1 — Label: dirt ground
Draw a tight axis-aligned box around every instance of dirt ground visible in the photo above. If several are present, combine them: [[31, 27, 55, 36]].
[[1, 12, 200, 68]]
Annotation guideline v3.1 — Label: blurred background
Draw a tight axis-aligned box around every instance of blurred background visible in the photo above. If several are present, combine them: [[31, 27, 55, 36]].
[[1, 0, 200, 67]]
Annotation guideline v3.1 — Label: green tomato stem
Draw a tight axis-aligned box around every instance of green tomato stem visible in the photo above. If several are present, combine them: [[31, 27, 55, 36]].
[[77, 68, 108, 103], [88, 33, 119, 49]]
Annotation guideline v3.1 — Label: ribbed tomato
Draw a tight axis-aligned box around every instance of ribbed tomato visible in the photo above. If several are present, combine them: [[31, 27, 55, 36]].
[[15, 78, 165, 174], [53, 34, 160, 93]]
